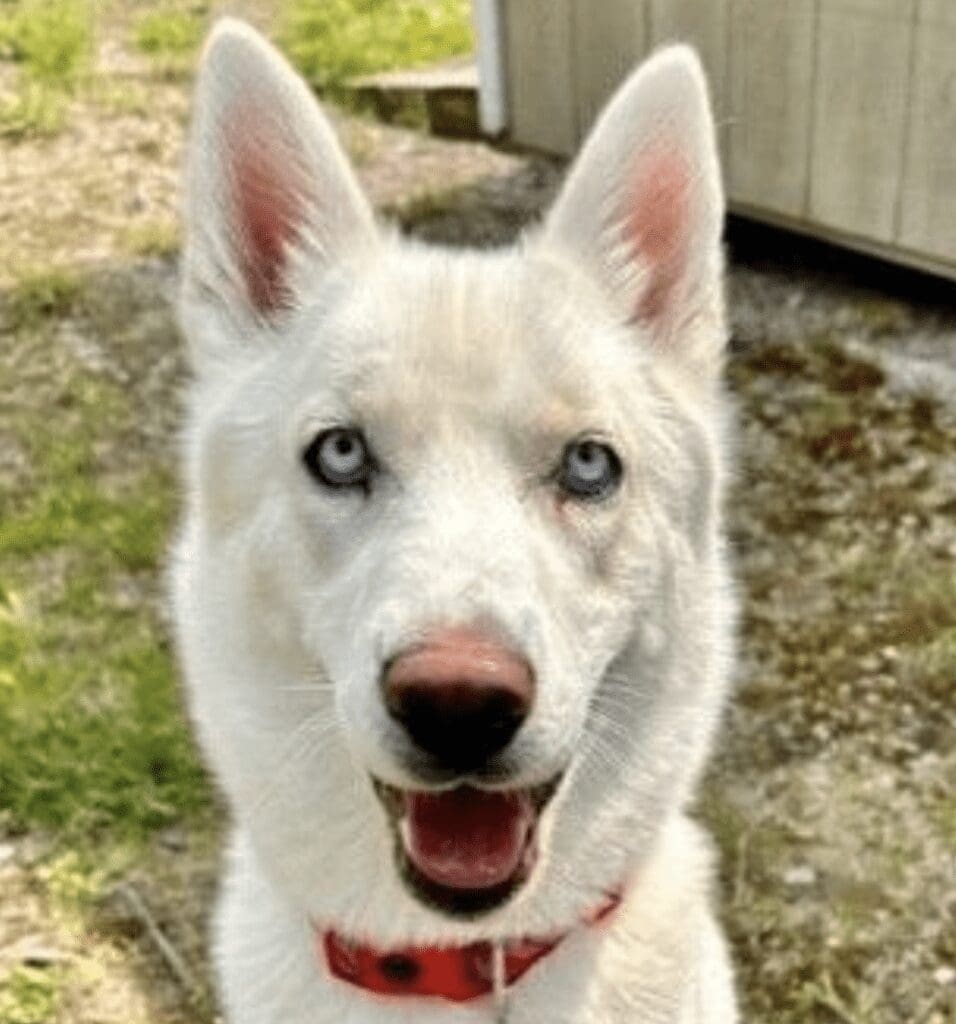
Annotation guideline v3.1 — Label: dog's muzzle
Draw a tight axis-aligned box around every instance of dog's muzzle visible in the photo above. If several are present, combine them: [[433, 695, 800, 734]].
[[374, 625, 556, 916]]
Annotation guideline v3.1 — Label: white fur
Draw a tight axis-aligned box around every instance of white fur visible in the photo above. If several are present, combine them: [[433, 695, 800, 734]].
[[172, 19, 738, 1023]]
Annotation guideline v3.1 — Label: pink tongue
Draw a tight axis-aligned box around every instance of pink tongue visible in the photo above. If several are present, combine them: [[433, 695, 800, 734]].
[[403, 788, 534, 890]]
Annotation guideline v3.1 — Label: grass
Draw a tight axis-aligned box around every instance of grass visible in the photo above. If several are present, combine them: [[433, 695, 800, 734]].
[[0, 83, 71, 138], [121, 219, 180, 259], [0, 271, 211, 868], [0, 464, 207, 848], [0, 260, 213, 1018], [281, 0, 473, 96], [0, 967, 63, 1024], [135, 8, 205, 57], [0, 608, 205, 838], [5, 266, 83, 329], [716, 328, 956, 1021], [133, 6, 206, 77], [0, 0, 92, 137], [87, 75, 151, 118], [0, 0, 91, 84]]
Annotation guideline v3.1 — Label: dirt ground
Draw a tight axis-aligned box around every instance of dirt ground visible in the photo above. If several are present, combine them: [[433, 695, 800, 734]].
[[1, 9, 955, 1024]]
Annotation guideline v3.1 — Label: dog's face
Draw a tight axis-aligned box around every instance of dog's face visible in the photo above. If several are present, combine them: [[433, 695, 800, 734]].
[[174, 21, 731, 940]]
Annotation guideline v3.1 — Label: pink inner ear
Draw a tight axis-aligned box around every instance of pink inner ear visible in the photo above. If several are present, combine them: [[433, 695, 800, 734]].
[[625, 146, 693, 325], [229, 126, 303, 313]]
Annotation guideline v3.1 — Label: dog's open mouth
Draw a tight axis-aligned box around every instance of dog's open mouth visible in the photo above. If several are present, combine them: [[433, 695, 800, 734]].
[[372, 777, 561, 917]]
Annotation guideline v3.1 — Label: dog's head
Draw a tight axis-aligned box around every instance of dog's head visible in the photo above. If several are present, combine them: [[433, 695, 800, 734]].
[[173, 20, 732, 941]]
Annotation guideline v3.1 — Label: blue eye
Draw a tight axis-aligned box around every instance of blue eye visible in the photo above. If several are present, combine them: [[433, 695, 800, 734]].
[[303, 427, 375, 490], [558, 439, 622, 500]]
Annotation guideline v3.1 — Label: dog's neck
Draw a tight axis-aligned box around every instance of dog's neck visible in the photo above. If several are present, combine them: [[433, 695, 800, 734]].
[[315, 889, 622, 1009]]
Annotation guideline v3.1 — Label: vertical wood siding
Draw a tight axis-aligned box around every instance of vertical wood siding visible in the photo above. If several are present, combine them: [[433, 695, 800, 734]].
[[897, 0, 956, 262], [502, 0, 956, 278], [809, 0, 916, 242], [572, 0, 648, 137], [727, 0, 817, 218], [504, 0, 576, 153]]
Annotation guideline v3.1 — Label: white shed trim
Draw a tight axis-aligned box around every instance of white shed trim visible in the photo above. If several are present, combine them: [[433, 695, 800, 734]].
[[473, 0, 508, 136]]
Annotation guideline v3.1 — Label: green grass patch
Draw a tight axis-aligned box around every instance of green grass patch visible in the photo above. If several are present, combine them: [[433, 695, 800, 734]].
[[87, 75, 151, 118], [133, 6, 206, 77], [0, 452, 175, 569], [5, 266, 83, 329], [122, 218, 180, 259], [0, 323, 211, 859], [0, 966, 63, 1024], [0, 466, 205, 842], [0, 0, 92, 84], [0, 607, 208, 840], [0, 81, 71, 138], [0, 0, 92, 137], [135, 8, 205, 56], [840, 553, 956, 647], [0, 399, 204, 842], [281, 0, 473, 96]]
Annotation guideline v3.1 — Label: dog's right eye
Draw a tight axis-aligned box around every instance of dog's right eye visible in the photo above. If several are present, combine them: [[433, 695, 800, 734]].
[[557, 438, 623, 501], [302, 427, 375, 491]]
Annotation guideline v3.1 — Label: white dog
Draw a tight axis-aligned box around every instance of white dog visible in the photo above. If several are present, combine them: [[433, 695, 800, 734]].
[[172, 18, 738, 1023]]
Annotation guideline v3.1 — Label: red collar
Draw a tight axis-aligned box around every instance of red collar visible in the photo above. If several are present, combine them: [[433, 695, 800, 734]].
[[318, 891, 621, 1003]]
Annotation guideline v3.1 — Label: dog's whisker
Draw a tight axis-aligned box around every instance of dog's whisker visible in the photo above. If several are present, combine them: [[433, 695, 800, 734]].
[[585, 710, 642, 749], [576, 728, 634, 775], [278, 683, 336, 693], [245, 712, 341, 819]]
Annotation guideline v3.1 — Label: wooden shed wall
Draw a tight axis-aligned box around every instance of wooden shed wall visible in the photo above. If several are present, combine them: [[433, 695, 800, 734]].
[[502, 0, 956, 280]]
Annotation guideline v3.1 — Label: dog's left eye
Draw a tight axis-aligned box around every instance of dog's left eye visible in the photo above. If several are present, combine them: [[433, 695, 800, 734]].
[[557, 439, 622, 500], [303, 427, 375, 490]]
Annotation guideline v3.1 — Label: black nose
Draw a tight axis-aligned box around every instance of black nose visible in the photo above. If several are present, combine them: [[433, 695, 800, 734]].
[[386, 681, 531, 771], [381, 627, 535, 773]]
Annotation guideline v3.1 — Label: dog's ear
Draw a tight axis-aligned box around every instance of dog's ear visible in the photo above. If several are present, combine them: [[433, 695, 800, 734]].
[[180, 19, 376, 367], [538, 46, 724, 369]]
